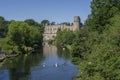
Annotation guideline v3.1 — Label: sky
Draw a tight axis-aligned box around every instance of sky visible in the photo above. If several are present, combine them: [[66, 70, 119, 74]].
[[0, 0, 91, 23]]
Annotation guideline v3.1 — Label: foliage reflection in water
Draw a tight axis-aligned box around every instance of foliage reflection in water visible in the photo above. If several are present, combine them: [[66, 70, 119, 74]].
[[0, 45, 78, 80]]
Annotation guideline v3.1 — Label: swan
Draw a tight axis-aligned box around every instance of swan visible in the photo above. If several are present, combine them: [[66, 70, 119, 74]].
[[42, 63, 46, 67], [54, 63, 58, 67]]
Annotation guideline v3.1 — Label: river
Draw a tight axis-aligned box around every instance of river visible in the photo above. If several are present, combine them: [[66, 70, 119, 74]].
[[0, 45, 78, 80]]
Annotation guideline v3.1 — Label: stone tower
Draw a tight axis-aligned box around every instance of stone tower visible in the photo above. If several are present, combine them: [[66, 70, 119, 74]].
[[43, 16, 81, 41], [74, 16, 80, 30]]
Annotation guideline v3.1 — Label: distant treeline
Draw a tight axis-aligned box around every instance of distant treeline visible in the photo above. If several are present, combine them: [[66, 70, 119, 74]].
[[0, 17, 49, 54], [55, 0, 120, 80]]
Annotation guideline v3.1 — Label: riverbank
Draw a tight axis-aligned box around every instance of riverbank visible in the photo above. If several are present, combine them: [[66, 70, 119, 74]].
[[0, 56, 5, 62], [0, 54, 19, 62], [0, 45, 78, 80]]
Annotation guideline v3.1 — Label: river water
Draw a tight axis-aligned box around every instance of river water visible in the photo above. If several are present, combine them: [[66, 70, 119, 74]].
[[0, 45, 78, 80]]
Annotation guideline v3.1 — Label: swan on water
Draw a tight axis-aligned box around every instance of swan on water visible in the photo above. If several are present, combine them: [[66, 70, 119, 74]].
[[54, 63, 58, 67], [42, 63, 46, 67]]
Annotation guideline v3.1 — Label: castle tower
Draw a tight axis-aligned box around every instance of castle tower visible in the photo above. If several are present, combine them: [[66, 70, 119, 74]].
[[74, 16, 81, 30]]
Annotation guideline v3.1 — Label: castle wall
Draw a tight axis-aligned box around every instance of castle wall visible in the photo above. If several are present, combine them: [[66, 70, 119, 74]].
[[43, 16, 80, 41]]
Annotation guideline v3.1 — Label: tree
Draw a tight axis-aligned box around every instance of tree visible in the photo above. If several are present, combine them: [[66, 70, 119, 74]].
[[24, 19, 39, 26], [74, 7, 120, 80], [41, 20, 49, 26], [87, 0, 120, 33], [55, 30, 75, 46], [6, 21, 42, 54], [0, 16, 4, 21], [24, 19, 44, 33], [0, 16, 9, 37], [51, 22, 55, 25]]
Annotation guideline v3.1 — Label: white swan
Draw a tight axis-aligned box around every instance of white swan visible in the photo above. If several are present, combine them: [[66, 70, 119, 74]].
[[54, 63, 58, 67], [42, 63, 46, 67]]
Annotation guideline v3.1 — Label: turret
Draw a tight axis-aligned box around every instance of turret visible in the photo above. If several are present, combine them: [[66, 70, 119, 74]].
[[74, 16, 81, 30]]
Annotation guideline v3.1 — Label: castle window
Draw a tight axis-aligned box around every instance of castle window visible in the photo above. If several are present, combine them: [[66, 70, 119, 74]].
[[52, 35, 55, 38]]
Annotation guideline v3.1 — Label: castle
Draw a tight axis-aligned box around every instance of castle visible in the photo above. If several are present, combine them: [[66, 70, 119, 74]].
[[43, 16, 81, 41]]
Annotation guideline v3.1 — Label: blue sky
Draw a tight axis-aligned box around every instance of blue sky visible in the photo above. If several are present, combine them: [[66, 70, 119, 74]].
[[0, 0, 91, 23]]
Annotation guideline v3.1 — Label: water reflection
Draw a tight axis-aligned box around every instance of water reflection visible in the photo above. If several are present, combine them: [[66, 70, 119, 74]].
[[0, 45, 78, 80], [43, 45, 57, 57], [57, 46, 71, 60], [0, 53, 44, 80], [0, 70, 9, 80]]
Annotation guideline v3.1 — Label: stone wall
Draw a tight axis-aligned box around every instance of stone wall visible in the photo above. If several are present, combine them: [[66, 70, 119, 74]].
[[43, 16, 81, 41]]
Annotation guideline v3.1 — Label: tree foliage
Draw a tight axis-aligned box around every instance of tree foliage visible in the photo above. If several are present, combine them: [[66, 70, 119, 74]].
[[75, 13, 120, 80], [6, 21, 42, 54], [41, 20, 49, 26], [24, 19, 39, 26], [55, 29, 75, 46], [0, 16, 9, 38], [73, 0, 120, 79], [86, 0, 120, 33], [0, 17, 44, 54], [55, 0, 120, 80]]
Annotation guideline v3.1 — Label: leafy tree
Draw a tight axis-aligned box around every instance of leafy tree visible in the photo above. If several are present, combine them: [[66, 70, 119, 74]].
[[75, 7, 120, 80], [41, 20, 49, 26], [0, 16, 4, 21], [51, 21, 55, 25], [57, 1, 120, 80], [0, 16, 9, 37], [87, 0, 120, 33], [24, 19, 39, 26], [61, 22, 71, 26], [6, 21, 42, 54], [24, 19, 44, 34], [55, 29, 75, 46]]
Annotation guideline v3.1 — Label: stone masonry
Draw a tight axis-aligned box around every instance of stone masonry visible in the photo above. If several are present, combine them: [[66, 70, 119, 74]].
[[43, 16, 81, 41]]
